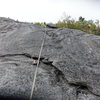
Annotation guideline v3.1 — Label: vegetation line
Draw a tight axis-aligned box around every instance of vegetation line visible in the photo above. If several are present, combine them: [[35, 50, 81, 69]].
[[35, 16, 100, 35]]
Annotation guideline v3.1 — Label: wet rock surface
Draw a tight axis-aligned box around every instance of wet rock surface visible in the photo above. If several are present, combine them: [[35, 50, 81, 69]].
[[0, 17, 100, 100]]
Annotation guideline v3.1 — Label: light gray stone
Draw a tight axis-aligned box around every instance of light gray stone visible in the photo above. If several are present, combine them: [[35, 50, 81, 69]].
[[0, 17, 100, 100]]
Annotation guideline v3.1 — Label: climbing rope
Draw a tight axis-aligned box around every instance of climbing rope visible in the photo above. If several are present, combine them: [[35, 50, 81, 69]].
[[30, 25, 46, 100]]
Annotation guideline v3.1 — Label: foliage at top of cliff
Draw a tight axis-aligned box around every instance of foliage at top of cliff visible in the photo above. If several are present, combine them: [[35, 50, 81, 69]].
[[36, 16, 100, 36]]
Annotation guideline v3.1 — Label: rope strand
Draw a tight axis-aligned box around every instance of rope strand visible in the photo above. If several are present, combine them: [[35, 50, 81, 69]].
[[30, 25, 46, 100]]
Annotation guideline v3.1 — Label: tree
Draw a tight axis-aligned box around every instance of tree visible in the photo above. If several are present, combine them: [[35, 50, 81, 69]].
[[79, 16, 85, 22]]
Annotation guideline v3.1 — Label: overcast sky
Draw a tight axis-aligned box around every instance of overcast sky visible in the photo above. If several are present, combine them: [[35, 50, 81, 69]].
[[0, 0, 100, 23]]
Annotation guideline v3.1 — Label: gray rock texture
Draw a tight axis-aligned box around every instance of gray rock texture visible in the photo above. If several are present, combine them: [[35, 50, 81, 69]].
[[0, 17, 100, 100]]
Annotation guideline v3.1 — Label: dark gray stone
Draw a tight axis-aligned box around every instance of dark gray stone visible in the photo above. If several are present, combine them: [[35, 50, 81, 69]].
[[0, 17, 100, 100], [46, 23, 58, 28]]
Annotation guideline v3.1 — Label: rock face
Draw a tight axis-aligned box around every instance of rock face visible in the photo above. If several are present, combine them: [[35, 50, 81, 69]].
[[0, 17, 100, 100]]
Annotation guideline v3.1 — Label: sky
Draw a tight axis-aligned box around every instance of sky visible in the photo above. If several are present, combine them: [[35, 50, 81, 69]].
[[0, 0, 100, 23]]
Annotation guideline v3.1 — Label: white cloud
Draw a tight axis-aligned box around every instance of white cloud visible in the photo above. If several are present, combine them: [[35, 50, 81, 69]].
[[0, 0, 99, 23]]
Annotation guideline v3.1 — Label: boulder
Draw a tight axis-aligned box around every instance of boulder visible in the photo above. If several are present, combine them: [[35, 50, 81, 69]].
[[0, 17, 100, 100], [46, 23, 58, 28]]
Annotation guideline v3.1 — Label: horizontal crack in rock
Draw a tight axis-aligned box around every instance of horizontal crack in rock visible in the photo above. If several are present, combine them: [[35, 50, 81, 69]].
[[43, 62, 100, 97], [1, 53, 100, 97], [0, 53, 32, 58], [68, 82, 100, 97], [44, 62, 68, 83]]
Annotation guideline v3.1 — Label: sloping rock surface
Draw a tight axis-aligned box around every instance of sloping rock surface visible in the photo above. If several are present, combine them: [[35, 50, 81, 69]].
[[0, 17, 100, 100]]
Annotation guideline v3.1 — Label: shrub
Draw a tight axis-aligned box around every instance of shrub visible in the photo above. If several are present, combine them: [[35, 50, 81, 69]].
[[56, 16, 100, 35], [35, 16, 100, 35]]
